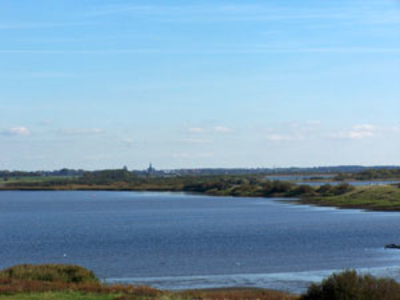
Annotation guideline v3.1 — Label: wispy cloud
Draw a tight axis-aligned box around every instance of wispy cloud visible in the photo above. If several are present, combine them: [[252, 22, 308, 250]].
[[38, 120, 53, 126], [0, 22, 92, 30], [84, 3, 400, 25], [1, 127, 31, 136], [182, 138, 211, 144], [58, 128, 104, 135], [266, 133, 304, 142], [172, 152, 214, 159], [27, 72, 74, 79], [188, 127, 204, 133], [213, 126, 233, 133], [120, 138, 134, 148], [265, 121, 321, 142], [329, 124, 375, 140], [84, 4, 275, 18], [1, 46, 399, 56]]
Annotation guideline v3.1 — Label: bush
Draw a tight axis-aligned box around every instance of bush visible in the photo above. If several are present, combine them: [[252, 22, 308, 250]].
[[291, 185, 317, 196], [300, 270, 400, 300], [317, 184, 334, 196], [262, 180, 296, 196], [331, 183, 355, 196], [0, 264, 98, 284]]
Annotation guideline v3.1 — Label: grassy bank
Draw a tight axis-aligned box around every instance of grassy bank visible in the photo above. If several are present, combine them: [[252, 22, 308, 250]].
[[301, 185, 400, 211], [2, 265, 400, 300], [0, 264, 296, 300], [0, 292, 116, 300]]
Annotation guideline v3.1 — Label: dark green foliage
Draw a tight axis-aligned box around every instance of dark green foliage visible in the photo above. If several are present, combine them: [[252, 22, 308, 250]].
[[316, 184, 355, 197], [300, 270, 400, 300], [331, 183, 355, 195], [261, 180, 295, 196], [316, 184, 334, 195], [0, 264, 98, 284], [335, 168, 400, 181], [78, 170, 137, 185], [290, 185, 317, 196]]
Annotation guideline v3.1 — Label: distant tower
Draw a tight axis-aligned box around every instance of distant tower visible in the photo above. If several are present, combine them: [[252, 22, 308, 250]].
[[147, 162, 155, 175]]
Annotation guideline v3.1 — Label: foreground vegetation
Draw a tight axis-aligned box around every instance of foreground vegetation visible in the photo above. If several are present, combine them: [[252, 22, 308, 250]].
[[300, 270, 400, 300], [2, 265, 400, 300], [0, 264, 295, 300], [300, 185, 400, 211]]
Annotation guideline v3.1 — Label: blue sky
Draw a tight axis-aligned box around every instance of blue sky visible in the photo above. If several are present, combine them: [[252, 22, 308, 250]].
[[1, 0, 400, 170]]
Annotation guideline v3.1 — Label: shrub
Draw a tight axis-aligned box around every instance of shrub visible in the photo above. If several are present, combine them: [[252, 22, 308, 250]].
[[331, 183, 355, 196], [300, 270, 400, 300], [316, 184, 334, 196], [0, 264, 98, 284], [262, 180, 296, 196], [291, 185, 317, 196]]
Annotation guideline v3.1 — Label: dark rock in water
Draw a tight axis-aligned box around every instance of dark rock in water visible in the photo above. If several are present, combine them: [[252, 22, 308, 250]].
[[385, 244, 400, 249]]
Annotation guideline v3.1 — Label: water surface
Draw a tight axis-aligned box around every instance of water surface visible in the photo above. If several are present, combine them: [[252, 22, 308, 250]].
[[0, 191, 400, 292]]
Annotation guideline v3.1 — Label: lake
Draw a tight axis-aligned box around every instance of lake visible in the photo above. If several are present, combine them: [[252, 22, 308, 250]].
[[1, 191, 400, 293]]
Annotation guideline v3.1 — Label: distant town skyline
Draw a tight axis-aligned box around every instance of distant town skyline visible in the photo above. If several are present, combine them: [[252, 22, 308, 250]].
[[1, 0, 399, 170]]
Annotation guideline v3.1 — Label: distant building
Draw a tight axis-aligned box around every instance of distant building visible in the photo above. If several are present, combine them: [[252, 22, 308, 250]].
[[147, 163, 155, 175]]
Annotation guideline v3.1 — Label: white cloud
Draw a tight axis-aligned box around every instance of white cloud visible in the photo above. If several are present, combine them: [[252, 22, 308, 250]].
[[213, 126, 233, 133], [330, 124, 375, 140], [182, 138, 211, 144], [1, 127, 31, 136], [172, 152, 214, 159], [58, 128, 104, 135], [266, 134, 304, 141], [305, 120, 321, 126], [352, 124, 375, 131], [390, 126, 400, 133], [120, 138, 134, 147], [347, 130, 374, 139], [188, 127, 204, 133], [38, 119, 52, 126]]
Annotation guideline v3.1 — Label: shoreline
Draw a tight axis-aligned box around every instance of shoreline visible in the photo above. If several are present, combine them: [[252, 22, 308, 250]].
[[1, 183, 400, 212]]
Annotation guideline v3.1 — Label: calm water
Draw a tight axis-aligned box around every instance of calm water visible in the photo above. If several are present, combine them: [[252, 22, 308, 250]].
[[1, 191, 400, 292]]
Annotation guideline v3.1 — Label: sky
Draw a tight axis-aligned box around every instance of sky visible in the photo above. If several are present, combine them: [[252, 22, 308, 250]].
[[0, 0, 400, 170]]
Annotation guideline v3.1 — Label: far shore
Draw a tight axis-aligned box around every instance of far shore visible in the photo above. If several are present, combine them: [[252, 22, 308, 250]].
[[1, 180, 400, 212]]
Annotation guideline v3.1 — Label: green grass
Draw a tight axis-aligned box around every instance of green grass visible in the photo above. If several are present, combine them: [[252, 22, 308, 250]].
[[302, 185, 400, 211], [0, 292, 117, 300]]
